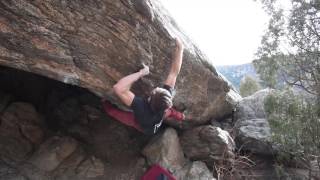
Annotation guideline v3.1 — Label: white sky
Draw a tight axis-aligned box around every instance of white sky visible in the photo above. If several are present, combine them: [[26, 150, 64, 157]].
[[161, 0, 269, 65]]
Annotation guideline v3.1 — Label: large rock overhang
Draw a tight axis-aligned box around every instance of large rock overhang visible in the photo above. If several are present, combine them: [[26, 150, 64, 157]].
[[0, 0, 235, 125]]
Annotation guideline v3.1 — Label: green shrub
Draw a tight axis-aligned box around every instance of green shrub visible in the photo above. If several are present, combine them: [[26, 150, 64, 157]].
[[265, 88, 320, 158], [239, 76, 261, 97]]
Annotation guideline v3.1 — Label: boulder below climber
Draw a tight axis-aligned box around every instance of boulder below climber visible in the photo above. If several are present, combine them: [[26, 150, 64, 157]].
[[180, 125, 235, 166], [234, 89, 275, 155]]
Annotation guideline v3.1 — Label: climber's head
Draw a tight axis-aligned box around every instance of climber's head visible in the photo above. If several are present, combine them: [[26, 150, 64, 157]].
[[149, 87, 172, 112]]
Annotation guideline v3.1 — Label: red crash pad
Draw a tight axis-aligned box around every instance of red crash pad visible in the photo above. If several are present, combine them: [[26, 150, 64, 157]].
[[141, 164, 176, 180]]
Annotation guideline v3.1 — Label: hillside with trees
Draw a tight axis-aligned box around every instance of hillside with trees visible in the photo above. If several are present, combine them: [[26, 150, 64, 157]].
[[216, 63, 258, 90]]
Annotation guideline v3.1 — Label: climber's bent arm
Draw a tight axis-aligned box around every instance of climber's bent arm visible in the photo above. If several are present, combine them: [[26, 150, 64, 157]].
[[164, 38, 184, 88], [113, 65, 149, 106], [113, 87, 135, 107]]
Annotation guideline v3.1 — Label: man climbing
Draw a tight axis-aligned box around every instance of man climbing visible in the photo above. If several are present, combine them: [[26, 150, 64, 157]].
[[103, 38, 185, 135]]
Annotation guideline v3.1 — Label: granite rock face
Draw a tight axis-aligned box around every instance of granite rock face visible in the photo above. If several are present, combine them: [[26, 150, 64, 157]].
[[234, 89, 275, 155], [0, 0, 235, 125], [180, 125, 235, 166], [29, 136, 79, 172], [142, 127, 216, 179], [142, 128, 186, 173], [0, 102, 45, 164], [183, 161, 215, 180]]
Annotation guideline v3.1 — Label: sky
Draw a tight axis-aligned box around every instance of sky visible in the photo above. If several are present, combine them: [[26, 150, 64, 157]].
[[161, 0, 270, 66]]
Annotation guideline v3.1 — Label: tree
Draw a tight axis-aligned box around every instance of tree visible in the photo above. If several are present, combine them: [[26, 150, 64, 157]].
[[253, 0, 320, 97], [265, 88, 320, 162], [239, 76, 261, 97], [255, 0, 320, 169]]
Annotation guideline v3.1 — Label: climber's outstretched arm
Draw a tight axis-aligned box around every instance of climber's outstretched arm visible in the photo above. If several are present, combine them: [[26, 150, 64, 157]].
[[164, 38, 184, 88], [113, 65, 149, 106]]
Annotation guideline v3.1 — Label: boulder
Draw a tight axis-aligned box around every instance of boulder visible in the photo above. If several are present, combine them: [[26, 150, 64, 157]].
[[75, 157, 104, 178], [173, 160, 215, 180], [210, 117, 234, 133], [180, 125, 235, 166], [235, 118, 273, 155], [0, 102, 44, 164], [52, 147, 88, 180], [103, 157, 146, 180], [0, 160, 27, 180], [51, 97, 82, 128], [142, 128, 186, 173], [0, 135, 32, 165], [0, 0, 236, 125], [18, 163, 52, 180], [235, 89, 272, 120], [29, 136, 78, 172], [17, 137, 106, 180], [142, 128, 216, 179], [234, 89, 275, 155], [55, 102, 148, 180], [0, 102, 44, 143], [184, 161, 215, 180], [53, 146, 105, 180], [0, 91, 13, 114]]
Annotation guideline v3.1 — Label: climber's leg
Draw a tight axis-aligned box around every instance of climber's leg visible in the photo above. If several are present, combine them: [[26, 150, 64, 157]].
[[102, 100, 143, 132]]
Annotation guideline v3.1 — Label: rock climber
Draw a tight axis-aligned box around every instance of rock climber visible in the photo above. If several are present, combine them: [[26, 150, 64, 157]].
[[102, 38, 185, 135]]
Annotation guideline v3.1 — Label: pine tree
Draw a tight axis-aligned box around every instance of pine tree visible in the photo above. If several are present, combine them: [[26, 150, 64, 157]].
[[239, 76, 261, 97], [254, 0, 320, 96]]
